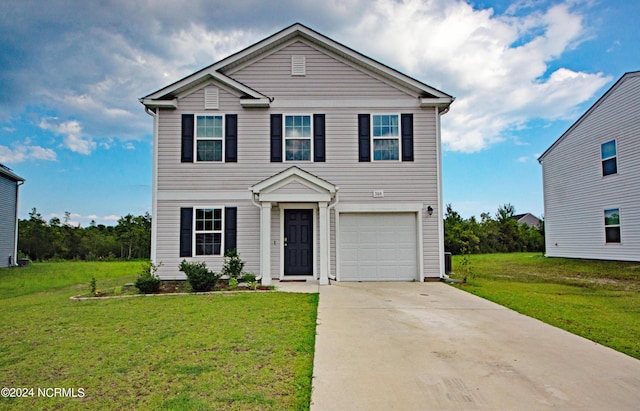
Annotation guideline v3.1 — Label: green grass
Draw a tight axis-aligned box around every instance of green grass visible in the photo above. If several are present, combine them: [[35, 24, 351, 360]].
[[0, 262, 318, 410], [450, 253, 640, 360]]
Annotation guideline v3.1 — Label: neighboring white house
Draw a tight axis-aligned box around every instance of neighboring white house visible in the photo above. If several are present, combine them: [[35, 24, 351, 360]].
[[0, 164, 24, 268], [140, 23, 454, 284], [538, 71, 640, 261], [512, 213, 541, 228]]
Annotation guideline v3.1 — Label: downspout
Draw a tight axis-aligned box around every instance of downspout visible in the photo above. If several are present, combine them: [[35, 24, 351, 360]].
[[327, 188, 340, 280], [436, 106, 446, 279], [14, 180, 24, 266], [144, 107, 159, 265], [250, 192, 263, 281]]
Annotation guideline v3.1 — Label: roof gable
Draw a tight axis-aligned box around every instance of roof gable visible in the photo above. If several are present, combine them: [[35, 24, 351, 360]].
[[538, 71, 640, 163], [140, 23, 453, 110], [0, 164, 24, 182]]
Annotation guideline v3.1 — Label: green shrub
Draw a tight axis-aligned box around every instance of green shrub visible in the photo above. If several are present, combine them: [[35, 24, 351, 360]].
[[228, 277, 239, 290], [241, 273, 256, 283], [221, 248, 245, 279], [135, 262, 161, 294], [179, 260, 220, 292]]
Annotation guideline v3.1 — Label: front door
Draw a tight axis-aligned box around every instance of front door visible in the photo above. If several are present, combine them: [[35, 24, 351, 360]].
[[284, 209, 313, 275]]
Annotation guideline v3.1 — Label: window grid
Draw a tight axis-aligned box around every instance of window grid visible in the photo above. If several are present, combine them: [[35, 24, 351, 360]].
[[604, 208, 621, 244], [372, 114, 400, 161], [194, 208, 223, 255], [196, 115, 224, 162], [284, 115, 312, 161], [601, 140, 617, 176]]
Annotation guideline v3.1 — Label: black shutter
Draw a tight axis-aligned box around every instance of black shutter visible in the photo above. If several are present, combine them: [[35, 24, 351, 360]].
[[225, 114, 237, 162], [181, 114, 194, 163], [401, 113, 414, 161], [179, 208, 193, 257], [313, 114, 325, 162], [224, 207, 237, 253], [358, 114, 370, 162], [270, 114, 282, 162]]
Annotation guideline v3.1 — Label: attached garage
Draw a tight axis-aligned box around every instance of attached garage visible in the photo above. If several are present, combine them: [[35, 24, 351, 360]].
[[339, 212, 419, 281]]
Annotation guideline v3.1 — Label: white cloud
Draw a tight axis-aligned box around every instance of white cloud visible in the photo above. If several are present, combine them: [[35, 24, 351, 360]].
[[339, 0, 611, 152], [39, 118, 96, 155], [0, 142, 57, 163], [0, 0, 615, 155]]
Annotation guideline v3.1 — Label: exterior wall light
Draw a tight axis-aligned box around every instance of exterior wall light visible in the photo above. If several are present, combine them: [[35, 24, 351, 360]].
[[427, 206, 433, 216]]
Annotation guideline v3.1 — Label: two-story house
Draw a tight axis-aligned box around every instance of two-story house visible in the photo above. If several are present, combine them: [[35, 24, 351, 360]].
[[538, 71, 640, 261], [0, 164, 24, 268], [140, 23, 454, 285]]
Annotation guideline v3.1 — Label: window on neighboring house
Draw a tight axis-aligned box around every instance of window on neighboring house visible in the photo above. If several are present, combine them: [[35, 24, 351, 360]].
[[604, 208, 621, 243], [601, 140, 617, 176], [196, 115, 224, 162], [284, 115, 312, 161], [195, 208, 223, 255], [372, 114, 400, 161]]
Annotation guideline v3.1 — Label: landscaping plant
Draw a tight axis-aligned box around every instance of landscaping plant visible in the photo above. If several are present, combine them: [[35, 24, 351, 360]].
[[134, 262, 161, 294], [221, 248, 245, 279], [178, 260, 220, 292]]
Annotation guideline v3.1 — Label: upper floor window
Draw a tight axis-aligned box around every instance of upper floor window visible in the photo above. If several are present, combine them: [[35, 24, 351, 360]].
[[195, 208, 223, 255], [372, 114, 400, 161], [601, 140, 617, 176], [604, 208, 621, 243], [284, 115, 312, 161], [196, 115, 224, 162]]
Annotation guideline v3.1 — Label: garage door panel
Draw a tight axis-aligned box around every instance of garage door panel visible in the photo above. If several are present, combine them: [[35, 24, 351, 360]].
[[339, 213, 417, 281]]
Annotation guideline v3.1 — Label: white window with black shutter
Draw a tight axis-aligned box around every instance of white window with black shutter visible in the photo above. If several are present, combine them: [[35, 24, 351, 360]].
[[271, 113, 325, 162], [181, 114, 237, 163], [358, 113, 413, 162], [180, 207, 237, 257]]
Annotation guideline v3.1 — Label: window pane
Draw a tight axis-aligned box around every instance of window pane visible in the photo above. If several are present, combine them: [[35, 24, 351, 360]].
[[601, 140, 616, 159], [604, 209, 620, 226], [285, 115, 311, 138], [197, 115, 222, 138], [195, 233, 222, 255], [605, 227, 621, 243], [213, 208, 222, 231], [196, 233, 213, 255], [373, 138, 399, 160], [197, 140, 222, 161], [602, 158, 617, 176], [285, 139, 311, 161], [373, 115, 399, 137]]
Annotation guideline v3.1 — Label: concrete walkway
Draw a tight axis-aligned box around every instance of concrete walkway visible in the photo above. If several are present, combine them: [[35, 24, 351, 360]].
[[311, 282, 640, 410]]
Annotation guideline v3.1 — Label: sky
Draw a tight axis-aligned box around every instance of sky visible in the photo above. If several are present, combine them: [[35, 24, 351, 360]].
[[1, 0, 639, 226]]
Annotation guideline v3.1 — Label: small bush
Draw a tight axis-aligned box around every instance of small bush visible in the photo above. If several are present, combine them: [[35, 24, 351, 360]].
[[241, 273, 256, 283], [179, 260, 220, 292], [135, 262, 161, 294], [228, 277, 239, 290], [221, 249, 245, 279]]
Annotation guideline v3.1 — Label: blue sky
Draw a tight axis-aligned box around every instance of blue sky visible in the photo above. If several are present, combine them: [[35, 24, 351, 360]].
[[1, 0, 639, 225]]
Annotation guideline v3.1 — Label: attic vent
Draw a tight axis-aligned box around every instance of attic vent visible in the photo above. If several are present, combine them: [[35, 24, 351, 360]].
[[204, 87, 219, 109], [291, 55, 306, 76]]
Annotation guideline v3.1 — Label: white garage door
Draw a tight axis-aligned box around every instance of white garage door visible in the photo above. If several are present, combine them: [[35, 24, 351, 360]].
[[339, 213, 418, 281]]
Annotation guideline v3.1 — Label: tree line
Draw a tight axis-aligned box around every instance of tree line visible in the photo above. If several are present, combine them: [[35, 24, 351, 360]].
[[17, 203, 542, 261], [18, 208, 151, 261], [444, 203, 544, 255]]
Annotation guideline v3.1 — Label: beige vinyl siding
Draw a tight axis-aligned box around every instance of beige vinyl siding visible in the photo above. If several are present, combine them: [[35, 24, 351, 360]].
[[227, 40, 415, 100], [542, 74, 640, 261], [154, 200, 260, 279], [154, 39, 443, 279]]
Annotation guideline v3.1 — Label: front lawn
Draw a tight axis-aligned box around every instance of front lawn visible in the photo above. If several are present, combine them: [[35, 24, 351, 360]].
[[0, 261, 318, 410], [450, 253, 640, 360]]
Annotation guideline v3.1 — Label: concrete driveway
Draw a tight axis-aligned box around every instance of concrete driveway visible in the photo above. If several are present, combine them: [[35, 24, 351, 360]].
[[311, 282, 640, 410]]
